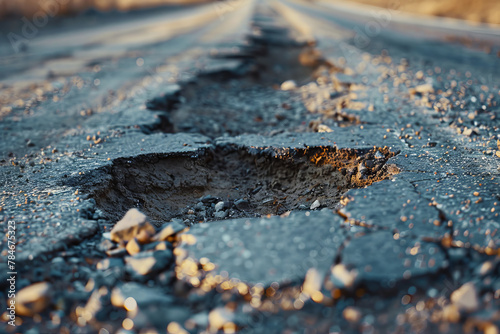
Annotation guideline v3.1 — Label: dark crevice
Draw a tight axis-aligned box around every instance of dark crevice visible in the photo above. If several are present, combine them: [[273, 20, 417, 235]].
[[143, 8, 354, 138]]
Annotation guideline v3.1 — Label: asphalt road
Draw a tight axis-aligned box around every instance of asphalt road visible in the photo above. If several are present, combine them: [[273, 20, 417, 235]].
[[1, 0, 500, 333]]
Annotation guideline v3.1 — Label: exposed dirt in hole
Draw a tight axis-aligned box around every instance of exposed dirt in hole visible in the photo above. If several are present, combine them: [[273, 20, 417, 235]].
[[91, 145, 398, 226]]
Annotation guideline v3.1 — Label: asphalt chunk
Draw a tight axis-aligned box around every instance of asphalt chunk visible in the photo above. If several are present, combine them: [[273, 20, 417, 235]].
[[177, 209, 346, 287]]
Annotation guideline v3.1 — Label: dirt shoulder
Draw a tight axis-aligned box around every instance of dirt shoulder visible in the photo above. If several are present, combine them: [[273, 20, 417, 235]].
[[333, 0, 500, 25]]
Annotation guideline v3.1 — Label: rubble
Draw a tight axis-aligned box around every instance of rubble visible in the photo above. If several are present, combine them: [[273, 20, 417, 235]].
[[14, 282, 52, 317], [110, 209, 156, 244]]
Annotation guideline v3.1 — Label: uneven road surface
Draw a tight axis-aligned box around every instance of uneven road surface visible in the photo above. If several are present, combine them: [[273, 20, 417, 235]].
[[1, 0, 500, 333]]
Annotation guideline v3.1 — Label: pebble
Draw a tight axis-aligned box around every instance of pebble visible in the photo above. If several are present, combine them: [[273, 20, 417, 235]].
[[251, 186, 263, 194], [125, 238, 142, 256], [331, 264, 357, 289], [411, 83, 434, 95], [442, 304, 460, 323], [343, 306, 362, 323], [357, 162, 368, 179], [302, 268, 322, 296], [364, 160, 374, 168], [125, 250, 173, 276], [14, 282, 52, 316], [200, 195, 218, 204], [215, 201, 225, 212], [209, 307, 235, 332], [451, 282, 479, 312], [310, 200, 321, 210], [110, 209, 156, 244], [281, 80, 297, 91], [214, 210, 228, 219], [153, 220, 186, 242], [374, 151, 384, 159], [136, 228, 153, 244], [234, 199, 250, 210], [106, 247, 128, 257]]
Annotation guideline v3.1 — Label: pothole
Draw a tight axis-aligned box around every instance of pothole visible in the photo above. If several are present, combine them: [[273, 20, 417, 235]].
[[90, 145, 398, 226]]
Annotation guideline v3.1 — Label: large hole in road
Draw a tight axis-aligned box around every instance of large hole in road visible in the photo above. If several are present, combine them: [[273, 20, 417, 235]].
[[91, 145, 398, 226]]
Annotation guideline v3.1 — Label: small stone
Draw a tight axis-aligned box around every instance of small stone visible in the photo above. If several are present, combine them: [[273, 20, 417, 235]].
[[386, 164, 399, 175], [374, 151, 384, 159], [200, 195, 218, 204], [14, 282, 52, 316], [280, 80, 297, 91], [451, 282, 479, 312], [331, 264, 357, 289], [209, 307, 235, 332], [479, 261, 494, 276], [411, 83, 433, 95], [136, 228, 153, 244], [155, 241, 172, 251], [82, 289, 108, 324], [275, 111, 286, 121], [473, 191, 480, 197], [484, 324, 499, 334], [234, 199, 250, 210], [464, 128, 475, 136], [357, 162, 368, 179], [343, 306, 361, 323], [126, 238, 142, 256], [153, 220, 187, 242], [110, 209, 156, 244], [126, 250, 173, 276], [302, 268, 322, 296], [251, 186, 263, 194], [364, 160, 374, 168], [106, 246, 127, 257], [442, 304, 460, 323], [310, 200, 321, 210], [214, 210, 228, 219], [106, 247, 128, 257], [215, 201, 225, 212]]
